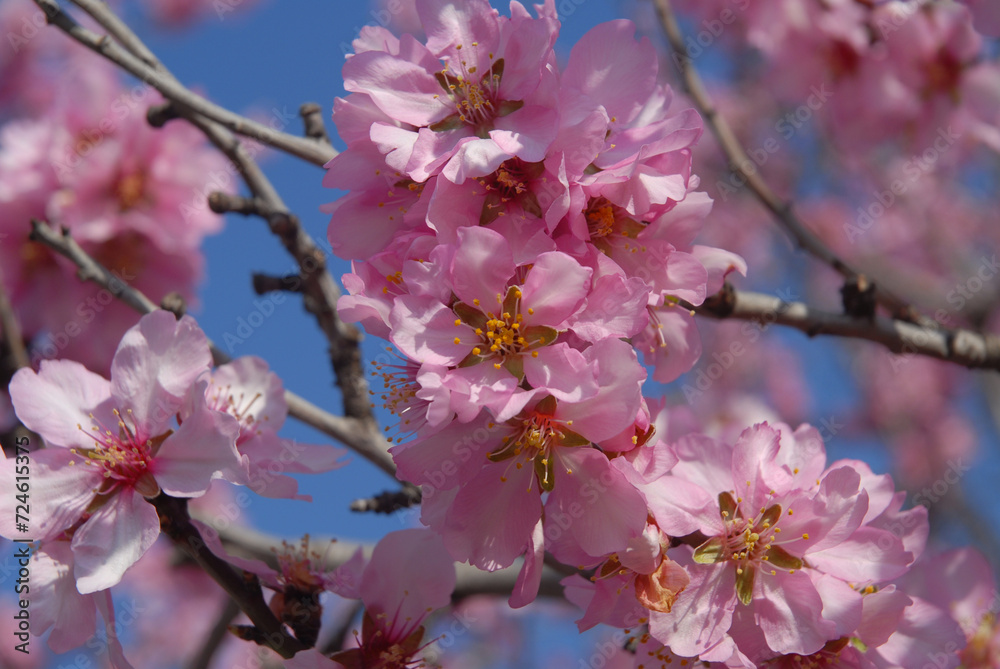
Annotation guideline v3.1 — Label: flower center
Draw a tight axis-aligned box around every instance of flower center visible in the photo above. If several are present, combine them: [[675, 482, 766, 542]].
[[74, 408, 163, 496], [115, 171, 146, 211], [583, 197, 647, 254], [207, 383, 267, 443], [439, 44, 503, 128], [370, 357, 427, 442], [693, 491, 803, 604], [486, 397, 589, 491]]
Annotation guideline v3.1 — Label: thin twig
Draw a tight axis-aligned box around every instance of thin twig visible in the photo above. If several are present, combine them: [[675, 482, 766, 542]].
[[690, 284, 1000, 372], [28, 219, 397, 477], [300, 103, 332, 145], [652, 0, 930, 326], [188, 597, 242, 669], [153, 496, 306, 659], [0, 278, 30, 371], [35, 0, 377, 426], [35, 0, 336, 167]]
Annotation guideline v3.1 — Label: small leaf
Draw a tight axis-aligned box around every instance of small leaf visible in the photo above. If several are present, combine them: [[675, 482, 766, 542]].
[[503, 354, 525, 380], [496, 99, 524, 118], [760, 503, 782, 529], [693, 536, 726, 564], [766, 545, 803, 571], [480, 190, 504, 225], [453, 302, 487, 330], [735, 565, 755, 605], [518, 191, 543, 219], [718, 491, 738, 520], [435, 70, 462, 93], [522, 325, 558, 347], [535, 394, 557, 416], [429, 113, 465, 132], [535, 453, 556, 492]]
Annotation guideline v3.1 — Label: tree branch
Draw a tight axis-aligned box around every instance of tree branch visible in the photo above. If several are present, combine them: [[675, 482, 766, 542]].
[[34, 0, 379, 433], [187, 597, 242, 669], [0, 277, 30, 372], [652, 0, 931, 326], [27, 219, 397, 477], [34, 0, 336, 167], [210, 522, 567, 601], [691, 285, 1000, 371], [152, 496, 306, 659]]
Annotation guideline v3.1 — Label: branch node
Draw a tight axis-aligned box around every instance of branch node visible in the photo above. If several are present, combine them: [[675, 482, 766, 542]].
[[252, 273, 303, 295], [300, 102, 331, 145], [147, 101, 180, 128], [701, 282, 737, 317], [350, 485, 422, 514], [160, 292, 187, 319], [840, 275, 877, 322]]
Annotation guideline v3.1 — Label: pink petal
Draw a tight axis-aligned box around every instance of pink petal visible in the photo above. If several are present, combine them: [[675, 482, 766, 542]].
[[389, 295, 476, 366], [361, 528, 456, 640], [444, 461, 541, 571], [450, 226, 514, 308], [72, 490, 160, 593], [0, 448, 99, 542], [546, 448, 646, 558], [562, 20, 658, 125], [343, 51, 449, 127], [509, 519, 545, 608], [9, 360, 112, 450], [756, 570, 837, 656], [210, 356, 288, 427], [32, 541, 97, 653], [523, 344, 599, 403], [519, 252, 592, 327], [110, 311, 212, 433], [649, 553, 736, 656], [153, 395, 242, 497]]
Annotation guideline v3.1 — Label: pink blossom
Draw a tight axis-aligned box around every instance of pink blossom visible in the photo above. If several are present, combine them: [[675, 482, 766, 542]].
[[643, 423, 921, 661], [337, 0, 560, 184], [201, 356, 347, 500], [0, 311, 242, 592], [327, 529, 456, 668], [396, 338, 647, 578], [0, 64, 230, 372], [29, 540, 134, 668], [561, 523, 690, 633]]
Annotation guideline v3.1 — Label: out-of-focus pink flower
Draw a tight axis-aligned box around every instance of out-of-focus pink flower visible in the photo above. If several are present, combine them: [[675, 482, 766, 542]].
[[0, 311, 241, 593], [201, 356, 348, 500], [29, 540, 134, 668], [324, 529, 456, 668], [0, 61, 230, 373]]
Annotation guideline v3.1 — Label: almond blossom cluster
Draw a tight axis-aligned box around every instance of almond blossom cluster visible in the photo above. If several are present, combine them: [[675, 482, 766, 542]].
[[327, 0, 744, 575], [0, 57, 230, 380], [672, 0, 1000, 158], [0, 311, 345, 665], [321, 1, 975, 667]]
